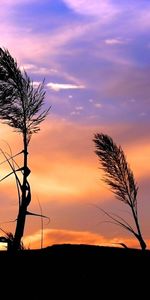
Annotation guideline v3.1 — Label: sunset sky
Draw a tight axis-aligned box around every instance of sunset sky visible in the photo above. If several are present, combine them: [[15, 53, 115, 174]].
[[0, 0, 150, 249]]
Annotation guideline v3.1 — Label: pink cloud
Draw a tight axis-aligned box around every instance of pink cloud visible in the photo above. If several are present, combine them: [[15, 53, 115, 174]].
[[63, 0, 119, 19], [0, 0, 38, 4], [0, 20, 96, 69]]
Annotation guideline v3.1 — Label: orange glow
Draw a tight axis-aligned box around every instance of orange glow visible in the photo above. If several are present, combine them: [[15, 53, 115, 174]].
[[23, 227, 150, 250], [0, 118, 150, 248], [125, 142, 150, 179]]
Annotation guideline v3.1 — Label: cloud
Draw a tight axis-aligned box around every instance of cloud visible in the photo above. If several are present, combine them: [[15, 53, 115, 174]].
[[70, 111, 80, 116], [20, 64, 51, 75], [23, 227, 148, 249], [105, 38, 127, 45], [63, 0, 119, 19], [94, 103, 102, 108], [75, 106, 84, 111], [0, 0, 133, 93], [32, 81, 42, 88], [0, 0, 38, 4], [0, 0, 39, 21], [46, 82, 85, 91], [130, 8, 150, 31], [24, 228, 103, 248], [0, 19, 94, 66]]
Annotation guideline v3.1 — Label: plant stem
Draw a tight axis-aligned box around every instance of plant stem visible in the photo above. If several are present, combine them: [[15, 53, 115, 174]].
[[130, 204, 146, 250], [12, 129, 30, 251]]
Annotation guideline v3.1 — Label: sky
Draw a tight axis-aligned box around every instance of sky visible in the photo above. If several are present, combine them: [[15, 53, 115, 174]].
[[0, 0, 150, 250]]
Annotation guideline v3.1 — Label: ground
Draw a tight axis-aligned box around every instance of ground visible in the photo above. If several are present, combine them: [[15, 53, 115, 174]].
[[0, 244, 149, 297]]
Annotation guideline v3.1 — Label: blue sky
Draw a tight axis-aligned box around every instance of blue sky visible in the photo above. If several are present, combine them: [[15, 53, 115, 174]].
[[1, 0, 150, 248], [1, 0, 150, 124]]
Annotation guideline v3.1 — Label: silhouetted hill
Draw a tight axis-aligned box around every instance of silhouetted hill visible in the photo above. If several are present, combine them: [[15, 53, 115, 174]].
[[0, 244, 149, 297]]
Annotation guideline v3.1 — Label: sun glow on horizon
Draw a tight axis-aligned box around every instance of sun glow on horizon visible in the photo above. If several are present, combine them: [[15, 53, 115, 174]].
[[23, 228, 150, 250]]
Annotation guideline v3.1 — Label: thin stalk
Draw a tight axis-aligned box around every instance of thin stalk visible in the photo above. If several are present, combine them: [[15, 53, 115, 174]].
[[130, 204, 146, 250], [13, 129, 30, 251]]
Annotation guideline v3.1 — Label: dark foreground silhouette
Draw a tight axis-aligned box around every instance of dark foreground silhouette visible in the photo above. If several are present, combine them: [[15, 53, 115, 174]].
[[0, 244, 149, 297]]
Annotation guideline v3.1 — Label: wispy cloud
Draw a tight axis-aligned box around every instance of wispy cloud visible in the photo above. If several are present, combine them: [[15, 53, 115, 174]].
[[20, 64, 51, 75], [0, 19, 95, 64], [46, 82, 85, 91], [63, 0, 119, 19], [130, 9, 150, 31], [105, 38, 127, 45], [1, 0, 38, 4]]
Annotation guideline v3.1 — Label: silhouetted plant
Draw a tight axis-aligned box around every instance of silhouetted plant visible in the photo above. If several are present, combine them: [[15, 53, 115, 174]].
[[5, 232, 26, 250], [0, 48, 50, 251], [93, 133, 146, 250], [0, 227, 25, 250]]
